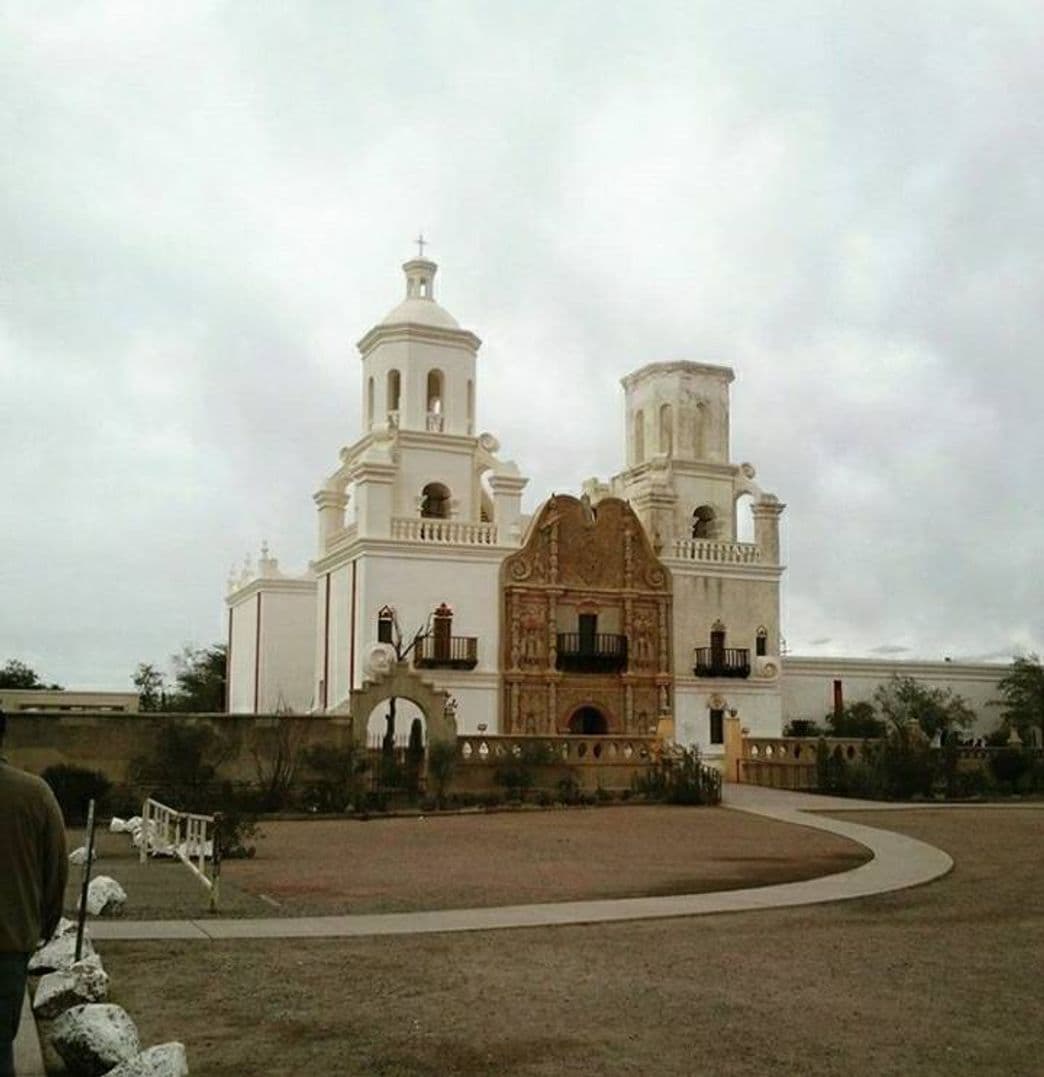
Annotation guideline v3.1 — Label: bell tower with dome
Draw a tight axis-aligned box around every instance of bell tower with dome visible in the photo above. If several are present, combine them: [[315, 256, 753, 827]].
[[356, 256, 481, 439]]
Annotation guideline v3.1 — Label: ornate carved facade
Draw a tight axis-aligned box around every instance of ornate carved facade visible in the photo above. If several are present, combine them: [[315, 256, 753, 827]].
[[500, 494, 672, 734]]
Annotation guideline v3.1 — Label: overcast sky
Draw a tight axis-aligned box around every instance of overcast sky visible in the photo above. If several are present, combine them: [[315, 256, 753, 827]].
[[2, 1, 1042, 690]]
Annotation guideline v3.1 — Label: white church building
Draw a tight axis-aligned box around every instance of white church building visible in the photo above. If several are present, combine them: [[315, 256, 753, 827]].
[[225, 254, 1003, 752]]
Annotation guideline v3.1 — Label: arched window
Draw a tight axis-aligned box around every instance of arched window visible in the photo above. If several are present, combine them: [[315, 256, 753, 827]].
[[366, 376, 374, 428], [692, 505, 716, 539], [420, 482, 451, 519], [426, 370, 444, 432], [756, 626, 768, 657], [467, 379, 474, 434], [633, 410, 645, 464], [659, 403, 673, 455], [387, 369, 401, 415], [693, 401, 705, 457], [426, 370, 443, 414]]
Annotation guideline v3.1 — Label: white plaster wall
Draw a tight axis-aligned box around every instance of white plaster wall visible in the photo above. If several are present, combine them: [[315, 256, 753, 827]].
[[351, 551, 503, 691], [362, 337, 476, 436], [669, 469, 741, 541], [228, 595, 258, 713], [625, 366, 732, 466], [327, 564, 353, 708], [782, 658, 1007, 735], [393, 442, 477, 519], [258, 588, 316, 713], [670, 571, 780, 673], [675, 682, 783, 752]]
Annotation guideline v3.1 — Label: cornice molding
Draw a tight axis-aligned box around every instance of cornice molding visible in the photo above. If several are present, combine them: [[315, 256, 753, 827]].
[[621, 360, 735, 389], [357, 322, 481, 355]]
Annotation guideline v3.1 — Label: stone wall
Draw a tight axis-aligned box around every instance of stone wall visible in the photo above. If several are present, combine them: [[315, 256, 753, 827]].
[[3, 712, 354, 790]]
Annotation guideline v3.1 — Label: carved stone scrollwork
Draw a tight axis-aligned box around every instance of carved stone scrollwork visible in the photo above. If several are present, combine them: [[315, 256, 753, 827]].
[[508, 556, 532, 581]]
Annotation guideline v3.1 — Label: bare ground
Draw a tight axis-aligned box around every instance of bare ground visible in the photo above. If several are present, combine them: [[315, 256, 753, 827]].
[[92, 808, 1043, 1076], [65, 805, 868, 919]]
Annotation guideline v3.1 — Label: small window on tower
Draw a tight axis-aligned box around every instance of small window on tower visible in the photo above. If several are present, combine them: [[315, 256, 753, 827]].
[[756, 627, 768, 657], [377, 606, 395, 644]]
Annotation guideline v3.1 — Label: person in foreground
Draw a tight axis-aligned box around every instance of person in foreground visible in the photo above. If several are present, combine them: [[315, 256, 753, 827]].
[[0, 711, 68, 1077]]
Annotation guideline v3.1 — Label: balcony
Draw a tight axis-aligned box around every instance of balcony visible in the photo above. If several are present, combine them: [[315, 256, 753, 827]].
[[555, 633, 628, 674], [415, 635, 478, 670], [693, 647, 751, 679]]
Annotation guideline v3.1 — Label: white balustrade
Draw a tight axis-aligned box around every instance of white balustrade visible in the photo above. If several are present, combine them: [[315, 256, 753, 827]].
[[391, 518, 499, 545], [669, 538, 761, 564]]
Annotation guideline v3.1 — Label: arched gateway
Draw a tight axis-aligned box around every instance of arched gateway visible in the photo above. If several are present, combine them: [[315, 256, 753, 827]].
[[344, 661, 457, 748]]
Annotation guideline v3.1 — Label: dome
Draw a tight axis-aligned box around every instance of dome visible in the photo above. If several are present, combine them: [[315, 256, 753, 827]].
[[378, 258, 460, 330], [380, 296, 460, 329]]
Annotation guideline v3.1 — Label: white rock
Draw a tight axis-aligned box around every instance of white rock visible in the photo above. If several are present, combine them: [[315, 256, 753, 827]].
[[29, 930, 96, 974], [86, 875, 127, 917], [69, 845, 98, 866], [52, 917, 78, 938], [49, 1003, 140, 1077], [103, 1043, 190, 1077], [33, 958, 110, 1018]]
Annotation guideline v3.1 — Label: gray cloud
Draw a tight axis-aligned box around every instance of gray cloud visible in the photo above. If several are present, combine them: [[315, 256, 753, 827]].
[[2, 2, 1041, 687]]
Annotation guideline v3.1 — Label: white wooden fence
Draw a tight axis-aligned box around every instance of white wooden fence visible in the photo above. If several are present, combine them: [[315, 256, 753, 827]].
[[139, 796, 220, 907]]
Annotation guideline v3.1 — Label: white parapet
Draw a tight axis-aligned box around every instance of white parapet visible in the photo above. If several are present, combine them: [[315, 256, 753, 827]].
[[390, 517, 499, 545], [668, 538, 761, 564]]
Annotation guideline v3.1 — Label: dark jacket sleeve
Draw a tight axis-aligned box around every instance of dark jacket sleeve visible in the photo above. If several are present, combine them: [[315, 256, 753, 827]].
[[38, 784, 69, 940]]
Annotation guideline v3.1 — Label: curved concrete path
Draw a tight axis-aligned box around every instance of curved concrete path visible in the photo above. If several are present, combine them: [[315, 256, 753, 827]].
[[88, 787, 955, 942]]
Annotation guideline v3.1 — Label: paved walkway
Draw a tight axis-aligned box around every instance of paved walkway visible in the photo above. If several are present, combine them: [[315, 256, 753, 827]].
[[87, 786, 958, 942]]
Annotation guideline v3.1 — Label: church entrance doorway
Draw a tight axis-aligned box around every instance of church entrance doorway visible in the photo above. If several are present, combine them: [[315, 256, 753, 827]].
[[568, 706, 608, 735]]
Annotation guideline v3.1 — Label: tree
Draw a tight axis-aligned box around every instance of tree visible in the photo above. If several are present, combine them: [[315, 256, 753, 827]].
[[376, 610, 430, 752], [872, 676, 975, 741], [824, 701, 886, 739], [167, 644, 227, 712], [0, 658, 62, 690], [133, 662, 166, 712], [995, 654, 1044, 746]]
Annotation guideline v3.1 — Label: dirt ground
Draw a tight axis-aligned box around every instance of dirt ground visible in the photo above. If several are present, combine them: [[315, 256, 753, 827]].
[[93, 808, 1043, 1076], [64, 805, 869, 919]]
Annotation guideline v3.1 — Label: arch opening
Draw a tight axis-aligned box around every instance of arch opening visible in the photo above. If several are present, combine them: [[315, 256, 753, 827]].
[[568, 705, 608, 735], [692, 504, 717, 539], [633, 410, 645, 464], [387, 368, 401, 418], [421, 482, 451, 519]]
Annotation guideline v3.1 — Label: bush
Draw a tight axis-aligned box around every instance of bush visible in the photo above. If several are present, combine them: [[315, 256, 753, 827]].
[[556, 773, 582, 805], [989, 748, 1032, 789], [633, 746, 721, 805], [42, 764, 112, 826], [784, 719, 823, 737], [300, 744, 368, 813], [213, 784, 262, 859], [494, 741, 556, 802]]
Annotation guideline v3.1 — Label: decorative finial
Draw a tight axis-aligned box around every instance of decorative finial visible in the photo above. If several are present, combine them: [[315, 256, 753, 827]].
[[261, 540, 270, 560], [415, 232, 427, 258]]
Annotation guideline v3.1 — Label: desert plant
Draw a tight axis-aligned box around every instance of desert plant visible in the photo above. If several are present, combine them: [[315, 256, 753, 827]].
[[41, 764, 112, 825], [634, 745, 721, 805]]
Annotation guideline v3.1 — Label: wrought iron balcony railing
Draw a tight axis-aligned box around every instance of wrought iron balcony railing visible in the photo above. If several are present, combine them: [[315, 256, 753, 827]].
[[415, 636, 479, 670], [555, 633, 628, 674], [693, 646, 751, 679]]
